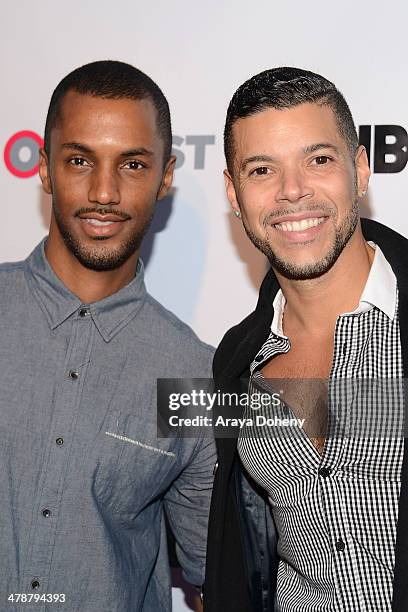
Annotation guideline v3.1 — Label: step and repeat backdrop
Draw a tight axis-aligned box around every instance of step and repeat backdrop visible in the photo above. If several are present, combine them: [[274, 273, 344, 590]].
[[1, 1, 407, 609]]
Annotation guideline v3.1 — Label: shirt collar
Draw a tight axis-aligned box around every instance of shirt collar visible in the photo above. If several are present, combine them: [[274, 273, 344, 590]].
[[25, 238, 147, 342], [270, 290, 287, 338], [270, 242, 397, 338], [344, 242, 397, 319]]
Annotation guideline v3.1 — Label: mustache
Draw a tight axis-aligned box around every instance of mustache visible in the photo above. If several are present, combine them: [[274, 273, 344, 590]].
[[74, 207, 131, 221], [264, 204, 334, 226]]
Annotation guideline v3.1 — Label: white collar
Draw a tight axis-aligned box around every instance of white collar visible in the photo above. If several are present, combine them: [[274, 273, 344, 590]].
[[270, 242, 397, 338]]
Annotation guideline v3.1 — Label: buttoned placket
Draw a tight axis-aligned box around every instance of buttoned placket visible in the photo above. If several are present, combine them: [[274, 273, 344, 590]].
[[319, 314, 368, 610], [23, 307, 94, 598]]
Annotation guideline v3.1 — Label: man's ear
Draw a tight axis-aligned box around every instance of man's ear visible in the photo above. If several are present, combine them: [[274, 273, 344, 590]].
[[157, 155, 176, 200], [355, 145, 371, 197], [224, 169, 241, 216], [39, 149, 52, 195]]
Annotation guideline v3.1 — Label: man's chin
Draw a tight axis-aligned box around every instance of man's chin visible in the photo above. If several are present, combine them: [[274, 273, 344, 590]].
[[265, 241, 347, 280], [63, 236, 141, 272], [74, 252, 137, 272], [271, 259, 335, 281]]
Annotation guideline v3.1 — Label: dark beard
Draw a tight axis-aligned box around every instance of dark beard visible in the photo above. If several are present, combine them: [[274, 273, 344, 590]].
[[53, 205, 154, 272], [243, 200, 359, 281]]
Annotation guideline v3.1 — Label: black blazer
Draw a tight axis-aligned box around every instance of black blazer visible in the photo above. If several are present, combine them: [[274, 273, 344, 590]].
[[204, 219, 408, 612]]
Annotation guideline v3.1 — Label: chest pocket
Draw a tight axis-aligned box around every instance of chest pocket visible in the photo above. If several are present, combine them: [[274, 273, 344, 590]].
[[92, 412, 180, 522]]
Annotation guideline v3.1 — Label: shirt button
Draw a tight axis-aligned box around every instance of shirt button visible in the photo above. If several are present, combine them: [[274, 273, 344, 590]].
[[255, 354, 264, 363], [56, 437, 64, 446], [42, 508, 51, 518], [335, 538, 346, 552], [79, 307, 90, 317], [318, 467, 331, 478], [69, 370, 80, 380], [31, 580, 40, 589]]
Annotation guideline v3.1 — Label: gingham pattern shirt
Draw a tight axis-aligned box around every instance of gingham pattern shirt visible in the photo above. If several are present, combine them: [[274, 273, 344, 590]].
[[238, 244, 404, 611]]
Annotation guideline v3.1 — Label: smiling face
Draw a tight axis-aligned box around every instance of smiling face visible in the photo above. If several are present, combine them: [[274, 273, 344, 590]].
[[225, 102, 370, 280], [39, 91, 174, 272]]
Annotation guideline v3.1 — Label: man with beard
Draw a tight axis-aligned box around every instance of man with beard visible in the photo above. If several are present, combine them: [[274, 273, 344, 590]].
[[204, 68, 408, 611], [0, 60, 215, 611]]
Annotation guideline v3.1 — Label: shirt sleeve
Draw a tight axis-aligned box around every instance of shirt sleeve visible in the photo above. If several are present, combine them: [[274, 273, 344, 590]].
[[163, 433, 217, 586]]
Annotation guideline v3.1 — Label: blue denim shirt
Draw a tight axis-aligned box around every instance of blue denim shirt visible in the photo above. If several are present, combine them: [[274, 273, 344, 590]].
[[0, 239, 215, 612]]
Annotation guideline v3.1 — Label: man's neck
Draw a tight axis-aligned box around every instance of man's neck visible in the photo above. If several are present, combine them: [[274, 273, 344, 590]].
[[44, 237, 139, 304], [275, 230, 375, 338]]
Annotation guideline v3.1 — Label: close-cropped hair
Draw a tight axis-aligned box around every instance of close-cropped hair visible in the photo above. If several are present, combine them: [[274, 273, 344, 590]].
[[44, 60, 172, 163], [224, 66, 359, 173]]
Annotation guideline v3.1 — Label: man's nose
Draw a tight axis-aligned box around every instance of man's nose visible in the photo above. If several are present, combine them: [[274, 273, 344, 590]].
[[276, 167, 313, 204], [88, 167, 120, 206]]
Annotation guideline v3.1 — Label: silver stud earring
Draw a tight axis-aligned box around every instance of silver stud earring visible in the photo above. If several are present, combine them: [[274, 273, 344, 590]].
[[234, 210, 241, 218], [361, 190, 367, 197]]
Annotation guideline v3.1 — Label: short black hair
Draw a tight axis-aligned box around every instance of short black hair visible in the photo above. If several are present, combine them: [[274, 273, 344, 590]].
[[44, 60, 172, 163], [224, 66, 359, 173]]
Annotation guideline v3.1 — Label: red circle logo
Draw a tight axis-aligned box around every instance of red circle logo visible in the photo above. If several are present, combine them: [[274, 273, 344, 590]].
[[4, 130, 43, 178]]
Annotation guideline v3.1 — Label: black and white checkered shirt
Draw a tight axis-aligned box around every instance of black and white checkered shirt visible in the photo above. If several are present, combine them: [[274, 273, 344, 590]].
[[238, 244, 403, 611]]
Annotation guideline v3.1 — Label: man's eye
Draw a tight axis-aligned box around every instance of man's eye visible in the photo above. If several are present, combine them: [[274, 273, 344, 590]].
[[70, 157, 88, 166], [124, 160, 144, 170], [251, 167, 270, 176], [314, 156, 331, 165]]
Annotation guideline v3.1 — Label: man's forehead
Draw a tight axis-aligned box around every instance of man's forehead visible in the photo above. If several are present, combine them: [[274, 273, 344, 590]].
[[50, 91, 162, 154], [230, 102, 350, 171]]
